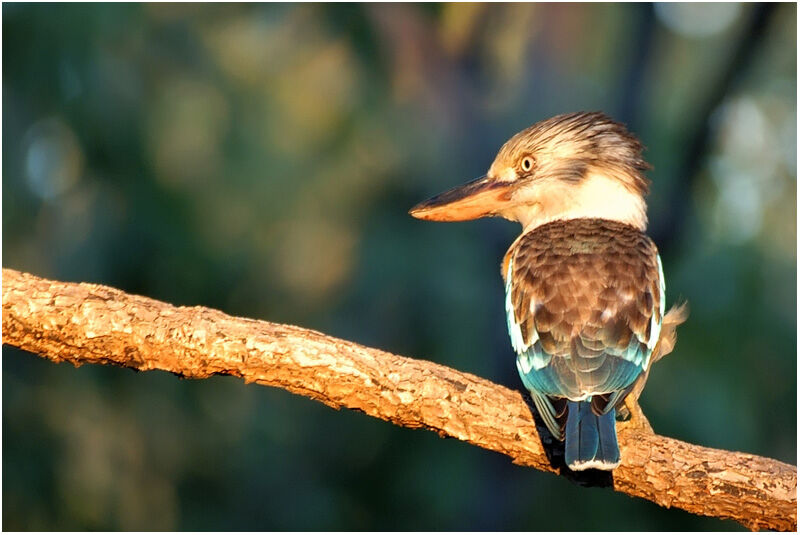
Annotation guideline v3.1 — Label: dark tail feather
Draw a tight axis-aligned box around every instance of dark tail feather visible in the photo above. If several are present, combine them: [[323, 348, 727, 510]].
[[564, 400, 620, 471]]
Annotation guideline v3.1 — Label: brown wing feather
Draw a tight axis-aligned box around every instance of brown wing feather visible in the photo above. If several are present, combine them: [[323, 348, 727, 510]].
[[508, 218, 662, 399]]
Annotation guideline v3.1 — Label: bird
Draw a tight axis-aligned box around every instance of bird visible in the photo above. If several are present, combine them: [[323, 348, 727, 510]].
[[409, 111, 687, 471]]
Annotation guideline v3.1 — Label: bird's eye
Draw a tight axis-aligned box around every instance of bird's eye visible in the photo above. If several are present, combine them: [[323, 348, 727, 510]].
[[521, 156, 535, 172]]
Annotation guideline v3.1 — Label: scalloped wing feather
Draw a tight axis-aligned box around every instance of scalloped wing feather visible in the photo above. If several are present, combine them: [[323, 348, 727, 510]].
[[505, 219, 663, 410]]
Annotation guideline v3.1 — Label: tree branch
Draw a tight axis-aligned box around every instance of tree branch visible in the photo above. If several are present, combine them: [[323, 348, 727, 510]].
[[2, 268, 796, 531]]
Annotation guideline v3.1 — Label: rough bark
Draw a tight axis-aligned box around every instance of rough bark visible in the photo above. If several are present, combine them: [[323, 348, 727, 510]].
[[2, 268, 796, 531]]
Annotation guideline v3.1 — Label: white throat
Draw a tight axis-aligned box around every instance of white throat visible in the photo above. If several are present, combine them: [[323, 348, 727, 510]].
[[509, 172, 648, 232]]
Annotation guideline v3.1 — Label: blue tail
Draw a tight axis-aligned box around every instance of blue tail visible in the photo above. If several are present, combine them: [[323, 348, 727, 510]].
[[564, 400, 620, 471]]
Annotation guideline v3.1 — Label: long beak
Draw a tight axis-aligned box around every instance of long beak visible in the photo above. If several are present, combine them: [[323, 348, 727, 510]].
[[409, 175, 514, 222]]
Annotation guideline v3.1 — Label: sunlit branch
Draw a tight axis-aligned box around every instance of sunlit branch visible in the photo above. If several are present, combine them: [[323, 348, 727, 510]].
[[2, 268, 795, 531]]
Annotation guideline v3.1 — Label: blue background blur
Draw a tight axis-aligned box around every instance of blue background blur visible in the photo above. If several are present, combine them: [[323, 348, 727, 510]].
[[3, 3, 796, 530]]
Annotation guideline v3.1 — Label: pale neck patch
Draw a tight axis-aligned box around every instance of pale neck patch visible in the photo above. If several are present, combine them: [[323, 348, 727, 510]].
[[506, 172, 648, 232]]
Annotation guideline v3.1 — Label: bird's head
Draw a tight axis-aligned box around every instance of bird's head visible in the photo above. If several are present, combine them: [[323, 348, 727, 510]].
[[409, 111, 652, 231]]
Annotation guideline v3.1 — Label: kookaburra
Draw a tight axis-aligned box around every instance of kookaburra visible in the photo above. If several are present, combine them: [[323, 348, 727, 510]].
[[410, 112, 686, 471]]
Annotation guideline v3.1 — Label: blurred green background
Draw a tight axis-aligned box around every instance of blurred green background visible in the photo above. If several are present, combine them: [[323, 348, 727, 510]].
[[2, 3, 796, 530]]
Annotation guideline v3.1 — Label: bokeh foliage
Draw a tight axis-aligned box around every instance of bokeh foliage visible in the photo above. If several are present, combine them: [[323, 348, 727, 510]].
[[3, 3, 796, 530]]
